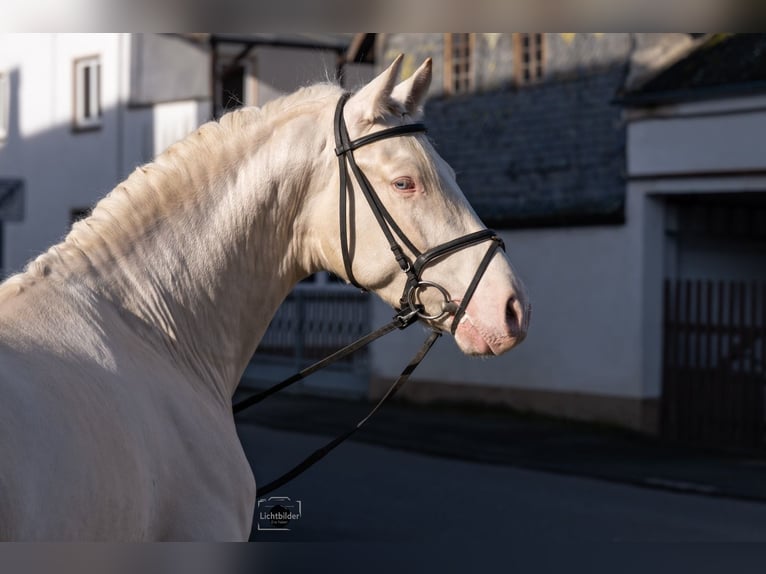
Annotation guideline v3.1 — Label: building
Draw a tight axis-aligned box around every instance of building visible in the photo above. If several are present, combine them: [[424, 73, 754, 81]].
[[352, 33, 764, 449], [7, 33, 760, 447], [361, 34, 700, 434], [0, 33, 368, 278], [621, 33, 766, 448], [0, 33, 216, 277]]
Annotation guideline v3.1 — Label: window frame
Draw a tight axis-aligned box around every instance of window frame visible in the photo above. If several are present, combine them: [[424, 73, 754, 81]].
[[73, 55, 102, 131], [0, 71, 9, 141], [444, 33, 475, 95], [514, 33, 546, 86]]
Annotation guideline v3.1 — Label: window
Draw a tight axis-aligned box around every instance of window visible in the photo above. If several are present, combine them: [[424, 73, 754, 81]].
[[0, 72, 9, 140], [73, 56, 102, 130], [70, 207, 91, 226], [514, 33, 545, 85], [445, 33, 474, 95], [220, 64, 247, 111]]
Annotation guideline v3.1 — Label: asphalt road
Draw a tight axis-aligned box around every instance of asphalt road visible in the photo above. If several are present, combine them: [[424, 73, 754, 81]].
[[237, 423, 766, 544]]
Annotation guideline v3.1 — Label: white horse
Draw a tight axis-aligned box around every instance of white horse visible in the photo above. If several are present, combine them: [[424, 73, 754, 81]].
[[0, 56, 529, 540]]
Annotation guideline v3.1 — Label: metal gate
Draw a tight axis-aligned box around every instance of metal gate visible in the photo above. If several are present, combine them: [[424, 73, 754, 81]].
[[245, 288, 371, 396], [661, 279, 766, 449]]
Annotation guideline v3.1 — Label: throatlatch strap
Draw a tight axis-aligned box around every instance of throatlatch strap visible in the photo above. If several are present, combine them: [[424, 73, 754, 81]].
[[253, 329, 441, 497]]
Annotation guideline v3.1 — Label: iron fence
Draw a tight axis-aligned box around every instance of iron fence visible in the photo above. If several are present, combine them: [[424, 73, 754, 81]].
[[252, 288, 371, 372], [661, 279, 766, 450]]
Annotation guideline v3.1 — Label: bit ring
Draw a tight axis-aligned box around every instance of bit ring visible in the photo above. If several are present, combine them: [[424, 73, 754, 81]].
[[406, 281, 453, 320]]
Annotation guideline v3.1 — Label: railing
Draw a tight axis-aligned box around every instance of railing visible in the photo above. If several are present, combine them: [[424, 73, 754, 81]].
[[252, 288, 371, 372]]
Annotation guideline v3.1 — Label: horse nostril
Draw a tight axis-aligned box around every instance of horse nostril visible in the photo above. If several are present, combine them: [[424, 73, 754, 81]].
[[505, 295, 523, 338], [506, 296, 517, 323]]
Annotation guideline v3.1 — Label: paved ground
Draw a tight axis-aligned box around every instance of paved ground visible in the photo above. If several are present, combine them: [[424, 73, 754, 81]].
[[237, 423, 766, 545], [234, 391, 766, 503], [233, 390, 766, 546], [228, 389, 766, 572]]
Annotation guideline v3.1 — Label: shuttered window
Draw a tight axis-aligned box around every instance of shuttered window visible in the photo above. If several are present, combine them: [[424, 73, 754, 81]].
[[445, 33, 474, 95], [514, 33, 545, 85], [74, 56, 102, 130]]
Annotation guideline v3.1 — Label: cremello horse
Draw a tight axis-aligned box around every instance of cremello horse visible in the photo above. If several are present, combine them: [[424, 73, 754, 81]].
[[0, 56, 529, 540]]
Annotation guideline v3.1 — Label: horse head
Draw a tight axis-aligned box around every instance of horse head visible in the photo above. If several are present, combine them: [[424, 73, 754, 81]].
[[313, 56, 530, 356]]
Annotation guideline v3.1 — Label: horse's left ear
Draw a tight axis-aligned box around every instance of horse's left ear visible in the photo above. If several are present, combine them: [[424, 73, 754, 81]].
[[391, 58, 432, 118], [346, 54, 404, 124]]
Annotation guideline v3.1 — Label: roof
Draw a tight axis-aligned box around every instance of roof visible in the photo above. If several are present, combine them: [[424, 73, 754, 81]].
[[425, 66, 627, 229], [180, 33, 353, 53], [622, 34, 766, 106]]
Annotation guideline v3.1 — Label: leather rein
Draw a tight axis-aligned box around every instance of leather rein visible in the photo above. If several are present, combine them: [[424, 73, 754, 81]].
[[232, 93, 504, 497]]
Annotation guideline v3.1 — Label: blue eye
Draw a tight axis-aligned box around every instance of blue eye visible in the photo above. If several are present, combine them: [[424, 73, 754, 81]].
[[392, 177, 416, 192]]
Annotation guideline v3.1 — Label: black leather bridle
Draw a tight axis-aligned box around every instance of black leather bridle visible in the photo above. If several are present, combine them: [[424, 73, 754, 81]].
[[233, 93, 506, 498], [334, 92, 505, 333]]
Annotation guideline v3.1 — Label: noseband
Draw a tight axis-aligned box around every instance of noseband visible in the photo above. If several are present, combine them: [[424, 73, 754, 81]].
[[334, 92, 504, 334]]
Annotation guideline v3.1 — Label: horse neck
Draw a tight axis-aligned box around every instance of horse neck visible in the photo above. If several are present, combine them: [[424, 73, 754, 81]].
[[31, 98, 335, 402]]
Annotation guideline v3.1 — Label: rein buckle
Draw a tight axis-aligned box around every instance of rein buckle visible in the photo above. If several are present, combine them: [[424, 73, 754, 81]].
[[394, 306, 421, 329]]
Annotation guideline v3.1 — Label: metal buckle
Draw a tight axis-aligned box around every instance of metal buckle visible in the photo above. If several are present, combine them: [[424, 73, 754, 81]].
[[406, 281, 455, 321], [394, 306, 421, 329]]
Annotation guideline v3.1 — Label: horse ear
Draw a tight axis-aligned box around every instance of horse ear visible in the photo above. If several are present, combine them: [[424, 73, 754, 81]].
[[391, 58, 432, 117], [346, 54, 404, 124]]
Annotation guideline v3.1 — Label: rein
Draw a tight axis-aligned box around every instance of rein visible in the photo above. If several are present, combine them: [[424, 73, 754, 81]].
[[232, 94, 505, 497]]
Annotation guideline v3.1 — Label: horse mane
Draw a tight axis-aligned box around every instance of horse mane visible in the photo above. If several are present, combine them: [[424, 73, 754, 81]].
[[0, 82, 342, 302]]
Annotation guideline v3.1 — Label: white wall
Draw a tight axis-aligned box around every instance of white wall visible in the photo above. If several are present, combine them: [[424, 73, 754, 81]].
[[368, 178, 763, 406], [152, 100, 209, 156], [0, 33, 208, 276], [129, 34, 209, 105], [366, 94, 766, 413], [369, 198, 653, 400], [365, 83, 764, 410], [674, 238, 766, 282], [626, 95, 766, 403], [628, 95, 766, 177], [254, 47, 340, 106], [0, 34, 126, 273]]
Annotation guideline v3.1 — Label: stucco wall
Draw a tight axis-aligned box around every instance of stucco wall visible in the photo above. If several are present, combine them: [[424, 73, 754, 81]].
[[362, 34, 663, 427], [625, 95, 766, 417], [627, 95, 766, 177], [0, 33, 207, 276], [368, 93, 766, 422], [253, 47, 340, 106], [129, 34, 209, 105], [369, 204, 648, 401], [0, 34, 126, 273]]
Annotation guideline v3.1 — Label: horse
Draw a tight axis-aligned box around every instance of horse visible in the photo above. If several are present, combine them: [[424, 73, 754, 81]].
[[0, 55, 529, 540]]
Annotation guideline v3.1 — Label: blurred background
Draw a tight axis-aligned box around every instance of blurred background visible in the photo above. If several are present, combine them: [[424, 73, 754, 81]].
[[1, 33, 765, 545]]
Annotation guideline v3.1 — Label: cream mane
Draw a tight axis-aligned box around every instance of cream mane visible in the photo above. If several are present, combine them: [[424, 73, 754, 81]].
[[0, 83, 342, 302]]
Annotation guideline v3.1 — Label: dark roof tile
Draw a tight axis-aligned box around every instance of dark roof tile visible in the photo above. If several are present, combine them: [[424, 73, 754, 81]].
[[623, 34, 766, 105]]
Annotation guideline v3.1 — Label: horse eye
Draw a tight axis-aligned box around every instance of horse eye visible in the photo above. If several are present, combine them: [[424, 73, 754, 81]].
[[392, 177, 416, 192]]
